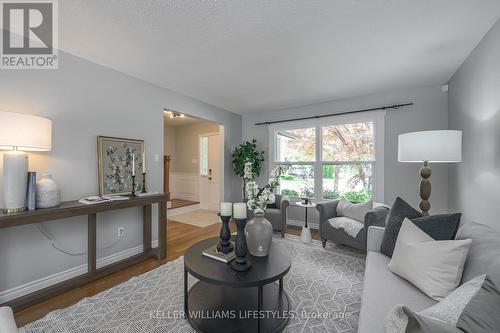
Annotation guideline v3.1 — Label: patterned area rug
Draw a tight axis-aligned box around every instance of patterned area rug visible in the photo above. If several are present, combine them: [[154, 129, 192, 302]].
[[23, 236, 365, 333]]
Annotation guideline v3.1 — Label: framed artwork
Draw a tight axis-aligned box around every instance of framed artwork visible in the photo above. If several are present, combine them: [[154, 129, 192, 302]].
[[97, 136, 146, 195]]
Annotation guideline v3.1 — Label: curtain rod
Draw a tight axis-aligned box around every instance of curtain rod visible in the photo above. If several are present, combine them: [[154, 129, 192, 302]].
[[254, 102, 414, 126]]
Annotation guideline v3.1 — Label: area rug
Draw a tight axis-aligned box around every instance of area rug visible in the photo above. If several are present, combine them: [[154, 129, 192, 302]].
[[23, 236, 365, 333], [169, 209, 219, 228]]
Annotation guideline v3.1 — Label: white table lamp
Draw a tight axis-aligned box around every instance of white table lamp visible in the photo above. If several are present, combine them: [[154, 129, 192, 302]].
[[0, 112, 52, 213], [398, 130, 461, 215]]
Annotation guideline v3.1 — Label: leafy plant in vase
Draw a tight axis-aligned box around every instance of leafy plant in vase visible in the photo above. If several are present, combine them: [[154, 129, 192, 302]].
[[244, 161, 285, 257], [231, 139, 264, 198], [300, 182, 314, 205]]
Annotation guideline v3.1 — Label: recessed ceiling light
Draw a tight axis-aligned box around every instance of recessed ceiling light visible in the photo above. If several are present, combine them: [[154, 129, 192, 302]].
[[165, 110, 185, 118], [164, 108, 186, 118]]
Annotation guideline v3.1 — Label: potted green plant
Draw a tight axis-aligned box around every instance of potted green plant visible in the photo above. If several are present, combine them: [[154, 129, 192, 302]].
[[231, 139, 264, 198], [300, 182, 314, 204]]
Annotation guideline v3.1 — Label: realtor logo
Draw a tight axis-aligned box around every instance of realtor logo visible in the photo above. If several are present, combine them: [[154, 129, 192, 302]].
[[1, 0, 58, 69]]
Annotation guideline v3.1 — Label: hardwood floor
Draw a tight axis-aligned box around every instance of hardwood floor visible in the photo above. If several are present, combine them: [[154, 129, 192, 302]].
[[168, 198, 199, 210], [14, 220, 320, 327], [286, 224, 321, 240]]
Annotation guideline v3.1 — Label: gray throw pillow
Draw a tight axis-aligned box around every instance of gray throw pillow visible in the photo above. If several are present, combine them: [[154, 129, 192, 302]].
[[380, 197, 422, 257], [457, 277, 500, 333], [411, 213, 461, 241], [380, 197, 461, 257], [385, 275, 500, 333], [455, 222, 500, 287]]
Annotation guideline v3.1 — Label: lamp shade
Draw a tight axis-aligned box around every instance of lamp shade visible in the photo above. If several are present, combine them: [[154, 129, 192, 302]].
[[0, 111, 52, 151], [398, 130, 462, 163]]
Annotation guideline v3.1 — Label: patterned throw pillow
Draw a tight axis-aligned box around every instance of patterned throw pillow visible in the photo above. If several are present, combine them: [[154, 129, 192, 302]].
[[385, 275, 500, 333]]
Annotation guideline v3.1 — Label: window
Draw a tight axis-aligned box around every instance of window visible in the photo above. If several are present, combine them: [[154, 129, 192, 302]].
[[280, 165, 315, 198], [321, 121, 374, 202], [276, 128, 316, 162], [275, 127, 316, 198], [270, 112, 384, 203], [200, 136, 208, 176], [322, 162, 373, 202]]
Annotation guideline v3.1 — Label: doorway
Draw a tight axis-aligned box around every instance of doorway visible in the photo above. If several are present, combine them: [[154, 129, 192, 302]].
[[163, 111, 224, 227], [199, 132, 221, 211]]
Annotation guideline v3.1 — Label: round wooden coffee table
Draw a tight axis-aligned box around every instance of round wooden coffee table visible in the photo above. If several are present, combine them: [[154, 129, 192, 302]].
[[184, 237, 292, 333]]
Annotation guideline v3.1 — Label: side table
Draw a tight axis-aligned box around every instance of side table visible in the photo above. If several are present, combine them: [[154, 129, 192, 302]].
[[294, 202, 316, 243]]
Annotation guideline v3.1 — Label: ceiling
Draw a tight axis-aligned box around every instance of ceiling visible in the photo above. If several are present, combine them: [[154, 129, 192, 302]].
[[59, 1, 500, 114]]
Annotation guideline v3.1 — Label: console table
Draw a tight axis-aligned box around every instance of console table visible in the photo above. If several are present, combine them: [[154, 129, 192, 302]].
[[0, 194, 167, 311]]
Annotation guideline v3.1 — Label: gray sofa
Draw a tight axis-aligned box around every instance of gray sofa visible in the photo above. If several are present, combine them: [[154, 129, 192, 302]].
[[247, 194, 290, 238], [316, 200, 389, 250], [358, 222, 500, 333]]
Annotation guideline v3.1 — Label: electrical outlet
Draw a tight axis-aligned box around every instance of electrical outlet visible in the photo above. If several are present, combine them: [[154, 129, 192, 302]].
[[118, 227, 125, 237]]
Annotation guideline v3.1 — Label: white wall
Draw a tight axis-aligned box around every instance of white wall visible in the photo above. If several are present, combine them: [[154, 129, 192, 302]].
[[243, 85, 450, 225], [448, 18, 500, 228], [169, 122, 220, 174], [164, 123, 176, 157], [0, 51, 242, 299]]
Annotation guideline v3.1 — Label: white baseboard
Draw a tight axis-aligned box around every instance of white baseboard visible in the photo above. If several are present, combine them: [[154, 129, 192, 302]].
[[287, 218, 319, 230], [0, 240, 160, 303]]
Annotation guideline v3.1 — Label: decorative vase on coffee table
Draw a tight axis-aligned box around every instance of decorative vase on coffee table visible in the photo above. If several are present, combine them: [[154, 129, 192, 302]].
[[36, 174, 61, 209], [245, 212, 273, 257]]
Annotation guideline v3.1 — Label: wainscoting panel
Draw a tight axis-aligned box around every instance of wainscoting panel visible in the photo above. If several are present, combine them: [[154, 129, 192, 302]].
[[170, 173, 200, 201]]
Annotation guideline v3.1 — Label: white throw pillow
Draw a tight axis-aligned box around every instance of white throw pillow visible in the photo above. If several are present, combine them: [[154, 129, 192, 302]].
[[336, 198, 373, 223], [388, 218, 472, 301]]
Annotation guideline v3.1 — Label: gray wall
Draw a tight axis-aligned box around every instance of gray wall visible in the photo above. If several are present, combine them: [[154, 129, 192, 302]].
[[0, 51, 242, 297], [243, 85, 449, 225], [167, 122, 220, 174], [448, 19, 500, 227]]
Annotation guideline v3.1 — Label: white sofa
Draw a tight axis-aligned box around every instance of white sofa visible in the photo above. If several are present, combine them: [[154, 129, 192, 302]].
[[358, 222, 500, 333], [0, 307, 19, 333]]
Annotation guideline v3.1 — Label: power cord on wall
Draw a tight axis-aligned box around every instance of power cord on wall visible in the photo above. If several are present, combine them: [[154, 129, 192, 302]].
[[36, 223, 121, 256]]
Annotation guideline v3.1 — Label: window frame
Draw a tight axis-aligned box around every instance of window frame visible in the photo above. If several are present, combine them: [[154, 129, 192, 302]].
[[269, 111, 385, 203]]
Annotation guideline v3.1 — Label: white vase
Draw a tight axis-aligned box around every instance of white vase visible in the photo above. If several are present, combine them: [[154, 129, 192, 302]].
[[36, 174, 61, 209]]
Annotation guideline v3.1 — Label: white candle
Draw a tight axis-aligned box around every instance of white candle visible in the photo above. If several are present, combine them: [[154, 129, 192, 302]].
[[132, 153, 135, 176], [233, 203, 247, 219], [142, 153, 146, 174], [220, 202, 232, 216]]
